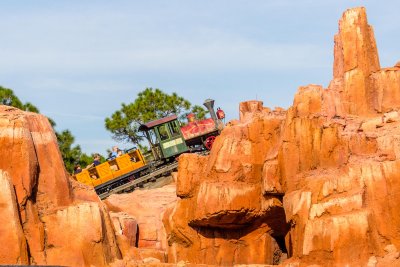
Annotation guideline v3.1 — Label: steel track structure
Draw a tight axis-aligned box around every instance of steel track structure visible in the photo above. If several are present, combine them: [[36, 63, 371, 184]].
[[97, 161, 178, 199]]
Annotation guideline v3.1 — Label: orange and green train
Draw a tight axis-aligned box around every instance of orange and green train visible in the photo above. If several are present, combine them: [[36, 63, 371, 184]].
[[74, 98, 225, 196]]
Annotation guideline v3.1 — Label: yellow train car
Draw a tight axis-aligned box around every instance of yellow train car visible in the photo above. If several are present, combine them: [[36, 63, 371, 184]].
[[75, 148, 147, 192]]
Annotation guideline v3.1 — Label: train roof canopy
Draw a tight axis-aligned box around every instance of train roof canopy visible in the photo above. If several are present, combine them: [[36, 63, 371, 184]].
[[139, 114, 178, 131]]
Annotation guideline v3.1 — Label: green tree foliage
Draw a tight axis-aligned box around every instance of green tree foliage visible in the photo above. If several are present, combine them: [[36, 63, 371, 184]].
[[191, 105, 208, 120], [1, 86, 40, 112], [79, 153, 95, 167], [56, 130, 83, 173], [105, 88, 207, 146]]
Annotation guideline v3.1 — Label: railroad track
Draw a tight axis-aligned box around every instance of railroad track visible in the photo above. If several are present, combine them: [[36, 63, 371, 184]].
[[98, 161, 179, 199]]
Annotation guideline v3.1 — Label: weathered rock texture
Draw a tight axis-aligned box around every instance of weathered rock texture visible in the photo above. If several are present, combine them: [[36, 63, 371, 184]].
[[104, 183, 177, 262], [1, 6, 399, 267], [164, 104, 289, 265], [0, 106, 122, 266], [164, 7, 400, 266]]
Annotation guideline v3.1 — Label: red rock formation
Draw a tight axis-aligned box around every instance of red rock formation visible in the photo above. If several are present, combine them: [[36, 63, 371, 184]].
[[0, 170, 28, 264], [109, 212, 138, 259], [0, 106, 122, 266], [277, 8, 400, 266], [164, 6, 400, 266], [104, 183, 177, 261], [164, 106, 289, 265], [1, 6, 399, 267], [331, 7, 400, 117]]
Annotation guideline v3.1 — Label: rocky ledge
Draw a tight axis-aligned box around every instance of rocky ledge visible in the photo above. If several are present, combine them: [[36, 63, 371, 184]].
[[1, 6, 400, 267]]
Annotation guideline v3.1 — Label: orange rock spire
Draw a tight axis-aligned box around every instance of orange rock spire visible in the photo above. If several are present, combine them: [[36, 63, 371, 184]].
[[1, 6, 400, 267], [164, 7, 400, 266]]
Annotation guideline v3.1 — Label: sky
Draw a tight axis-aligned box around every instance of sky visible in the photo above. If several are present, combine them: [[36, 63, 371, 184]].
[[1, 1, 399, 155]]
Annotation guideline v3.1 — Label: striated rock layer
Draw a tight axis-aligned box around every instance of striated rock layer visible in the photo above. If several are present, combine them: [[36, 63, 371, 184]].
[[165, 7, 400, 266], [164, 103, 289, 265], [104, 183, 177, 262], [0, 106, 122, 266], [1, 6, 399, 267]]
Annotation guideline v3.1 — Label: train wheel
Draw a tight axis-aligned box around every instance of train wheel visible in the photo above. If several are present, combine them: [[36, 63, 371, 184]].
[[205, 136, 216, 150]]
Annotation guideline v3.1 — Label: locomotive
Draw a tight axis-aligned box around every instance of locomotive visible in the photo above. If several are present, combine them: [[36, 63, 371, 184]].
[[74, 99, 225, 199]]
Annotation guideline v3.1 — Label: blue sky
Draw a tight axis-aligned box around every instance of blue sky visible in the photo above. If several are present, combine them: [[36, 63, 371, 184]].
[[1, 1, 399, 155]]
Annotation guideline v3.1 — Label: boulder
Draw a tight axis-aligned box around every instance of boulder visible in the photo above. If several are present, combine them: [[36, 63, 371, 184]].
[[104, 183, 177, 252], [0, 106, 123, 266], [0, 170, 28, 264]]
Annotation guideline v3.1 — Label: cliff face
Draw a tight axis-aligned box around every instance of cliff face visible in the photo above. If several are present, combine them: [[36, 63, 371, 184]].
[[0, 106, 121, 266], [164, 106, 288, 265], [1, 6, 399, 267], [165, 7, 400, 266]]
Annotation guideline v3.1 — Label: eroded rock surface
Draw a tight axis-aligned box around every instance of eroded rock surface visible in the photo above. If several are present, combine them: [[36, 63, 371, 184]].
[[1, 6, 399, 267], [104, 183, 177, 261], [164, 7, 400, 266], [165, 104, 289, 265], [0, 106, 121, 266]]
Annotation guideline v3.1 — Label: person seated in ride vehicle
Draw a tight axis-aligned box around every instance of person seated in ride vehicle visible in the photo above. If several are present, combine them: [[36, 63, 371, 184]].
[[73, 164, 82, 174], [86, 153, 101, 169], [93, 153, 101, 166], [110, 146, 119, 159]]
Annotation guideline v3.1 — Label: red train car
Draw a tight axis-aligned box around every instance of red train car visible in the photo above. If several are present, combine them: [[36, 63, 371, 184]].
[[181, 98, 224, 150]]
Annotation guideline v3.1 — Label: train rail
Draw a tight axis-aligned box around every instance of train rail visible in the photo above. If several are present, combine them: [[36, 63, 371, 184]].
[[98, 161, 178, 199]]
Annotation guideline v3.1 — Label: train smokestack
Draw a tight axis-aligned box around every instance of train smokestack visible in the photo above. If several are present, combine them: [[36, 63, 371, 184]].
[[203, 99, 218, 124]]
